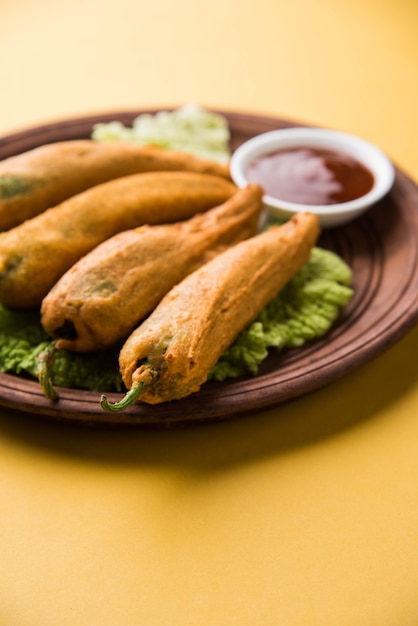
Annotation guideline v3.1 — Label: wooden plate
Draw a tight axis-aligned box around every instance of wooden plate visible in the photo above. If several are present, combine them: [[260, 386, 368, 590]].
[[0, 109, 417, 428]]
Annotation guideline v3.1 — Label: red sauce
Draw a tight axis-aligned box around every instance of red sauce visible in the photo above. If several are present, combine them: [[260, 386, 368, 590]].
[[246, 147, 375, 205]]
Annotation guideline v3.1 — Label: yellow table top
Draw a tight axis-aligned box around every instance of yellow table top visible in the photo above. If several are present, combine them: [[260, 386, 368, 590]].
[[1, 0, 418, 624]]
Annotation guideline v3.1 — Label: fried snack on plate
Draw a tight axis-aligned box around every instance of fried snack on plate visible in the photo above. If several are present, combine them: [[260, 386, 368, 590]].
[[0, 140, 231, 231], [101, 212, 320, 411], [41, 184, 263, 352], [0, 171, 236, 309]]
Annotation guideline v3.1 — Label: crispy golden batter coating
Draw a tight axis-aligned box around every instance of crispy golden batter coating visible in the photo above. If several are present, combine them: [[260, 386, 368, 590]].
[[114, 212, 320, 407], [0, 140, 231, 230], [41, 184, 263, 352], [0, 171, 236, 309]]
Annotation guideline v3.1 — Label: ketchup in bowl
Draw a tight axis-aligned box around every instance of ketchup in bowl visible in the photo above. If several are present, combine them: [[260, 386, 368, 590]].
[[246, 147, 375, 206], [230, 127, 395, 227]]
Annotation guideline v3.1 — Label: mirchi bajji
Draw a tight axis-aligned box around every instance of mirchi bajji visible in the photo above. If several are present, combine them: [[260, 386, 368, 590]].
[[0, 171, 236, 309], [101, 212, 321, 411], [0, 140, 232, 231], [40, 184, 264, 353]]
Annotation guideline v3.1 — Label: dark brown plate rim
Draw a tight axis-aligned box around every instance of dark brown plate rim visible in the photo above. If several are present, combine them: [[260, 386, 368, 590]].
[[0, 108, 417, 428]]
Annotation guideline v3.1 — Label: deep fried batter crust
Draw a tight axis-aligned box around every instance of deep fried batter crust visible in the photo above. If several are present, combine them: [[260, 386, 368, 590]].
[[0, 171, 236, 309], [0, 140, 231, 230], [118, 212, 320, 405], [41, 184, 263, 352]]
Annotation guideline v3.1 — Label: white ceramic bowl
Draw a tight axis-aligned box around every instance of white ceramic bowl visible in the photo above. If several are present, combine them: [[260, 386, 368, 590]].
[[230, 127, 395, 228]]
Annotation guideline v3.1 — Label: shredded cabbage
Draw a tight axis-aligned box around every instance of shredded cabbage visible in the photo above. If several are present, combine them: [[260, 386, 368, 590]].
[[91, 104, 231, 163]]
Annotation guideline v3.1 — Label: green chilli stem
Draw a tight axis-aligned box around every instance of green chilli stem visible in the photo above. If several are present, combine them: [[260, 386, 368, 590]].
[[35, 341, 59, 400], [100, 368, 158, 412], [100, 384, 144, 412]]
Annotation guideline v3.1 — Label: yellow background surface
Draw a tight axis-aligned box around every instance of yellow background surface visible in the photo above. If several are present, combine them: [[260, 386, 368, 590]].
[[1, 1, 418, 624]]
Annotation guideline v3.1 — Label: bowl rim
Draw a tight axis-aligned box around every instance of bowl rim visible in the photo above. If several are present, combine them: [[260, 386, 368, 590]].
[[230, 126, 395, 216]]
